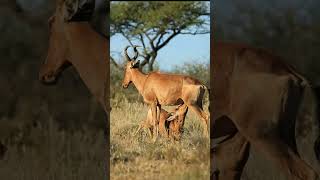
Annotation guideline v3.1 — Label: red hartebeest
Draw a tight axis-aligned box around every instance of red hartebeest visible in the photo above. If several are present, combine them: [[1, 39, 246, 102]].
[[211, 41, 320, 180], [39, 0, 109, 113], [122, 46, 209, 140], [135, 104, 188, 140]]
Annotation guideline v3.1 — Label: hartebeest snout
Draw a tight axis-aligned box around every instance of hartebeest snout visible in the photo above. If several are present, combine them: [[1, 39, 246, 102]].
[[122, 46, 209, 140]]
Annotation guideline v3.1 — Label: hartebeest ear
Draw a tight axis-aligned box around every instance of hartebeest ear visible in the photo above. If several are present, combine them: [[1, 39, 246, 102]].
[[63, 0, 93, 22], [166, 113, 177, 121], [131, 60, 140, 69], [63, 0, 79, 21]]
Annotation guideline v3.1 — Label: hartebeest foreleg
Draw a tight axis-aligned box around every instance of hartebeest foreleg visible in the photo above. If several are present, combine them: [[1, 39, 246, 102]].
[[150, 101, 160, 141]]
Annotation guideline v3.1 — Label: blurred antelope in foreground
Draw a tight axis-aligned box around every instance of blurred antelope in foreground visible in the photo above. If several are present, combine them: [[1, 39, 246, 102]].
[[38, 0, 109, 113], [122, 46, 209, 141], [212, 42, 320, 180]]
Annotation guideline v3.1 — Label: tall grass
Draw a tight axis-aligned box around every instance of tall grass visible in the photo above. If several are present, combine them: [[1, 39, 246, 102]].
[[110, 99, 210, 180], [0, 116, 107, 180]]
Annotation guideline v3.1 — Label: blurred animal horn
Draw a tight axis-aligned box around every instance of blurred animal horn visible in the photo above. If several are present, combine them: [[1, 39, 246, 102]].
[[132, 45, 140, 60], [124, 46, 132, 61]]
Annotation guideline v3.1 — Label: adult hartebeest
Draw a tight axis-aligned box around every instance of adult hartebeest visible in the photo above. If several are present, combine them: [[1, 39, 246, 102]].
[[39, 0, 109, 113], [211, 41, 320, 180], [122, 46, 209, 140]]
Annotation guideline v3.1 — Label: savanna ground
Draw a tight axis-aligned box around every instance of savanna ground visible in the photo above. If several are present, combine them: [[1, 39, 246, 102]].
[[110, 99, 209, 180], [110, 62, 210, 180], [0, 117, 107, 180], [0, 63, 108, 180]]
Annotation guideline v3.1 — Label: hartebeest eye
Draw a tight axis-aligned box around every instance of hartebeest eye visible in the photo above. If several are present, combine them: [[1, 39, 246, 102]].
[[130, 60, 140, 69]]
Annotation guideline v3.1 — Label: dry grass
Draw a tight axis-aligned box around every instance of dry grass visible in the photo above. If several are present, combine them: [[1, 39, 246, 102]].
[[0, 117, 107, 180], [110, 99, 210, 180], [241, 149, 287, 180]]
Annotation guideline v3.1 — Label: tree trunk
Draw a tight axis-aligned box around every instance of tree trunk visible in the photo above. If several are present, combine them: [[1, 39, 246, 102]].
[[148, 60, 153, 72], [147, 54, 157, 72]]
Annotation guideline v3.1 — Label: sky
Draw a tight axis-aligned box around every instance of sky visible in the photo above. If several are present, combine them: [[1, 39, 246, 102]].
[[110, 2, 210, 71], [111, 33, 210, 71]]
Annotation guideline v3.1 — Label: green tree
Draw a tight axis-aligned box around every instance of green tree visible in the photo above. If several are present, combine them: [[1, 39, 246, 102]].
[[171, 61, 209, 87], [110, 1, 209, 71]]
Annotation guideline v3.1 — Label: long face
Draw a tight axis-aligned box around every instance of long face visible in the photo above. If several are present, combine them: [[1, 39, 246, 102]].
[[122, 61, 136, 88], [121, 46, 140, 88], [39, 1, 71, 84]]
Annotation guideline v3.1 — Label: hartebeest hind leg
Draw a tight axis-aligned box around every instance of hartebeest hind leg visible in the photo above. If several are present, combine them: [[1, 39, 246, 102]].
[[188, 104, 209, 137]]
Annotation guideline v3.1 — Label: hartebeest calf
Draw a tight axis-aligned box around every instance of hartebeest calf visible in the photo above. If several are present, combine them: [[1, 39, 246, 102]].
[[135, 104, 188, 140], [211, 42, 320, 180], [39, 0, 109, 113], [122, 46, 209, 140]]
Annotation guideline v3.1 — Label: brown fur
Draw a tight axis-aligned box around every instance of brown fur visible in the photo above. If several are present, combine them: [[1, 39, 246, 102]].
[[122, 47, 209, 140], [135, 105, 188, 140], [211, 41, 320, 180], [38, 0, 109, 113]]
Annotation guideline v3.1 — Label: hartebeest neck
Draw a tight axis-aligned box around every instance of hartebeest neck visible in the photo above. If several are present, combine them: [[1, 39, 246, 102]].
[[130, 69, 149, 95], [66, 22, 109, 111]]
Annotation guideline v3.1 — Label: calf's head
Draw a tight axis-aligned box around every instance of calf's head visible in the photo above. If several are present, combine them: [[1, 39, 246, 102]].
[[122, 46, 140, 88], [167, 105, 188, 140]]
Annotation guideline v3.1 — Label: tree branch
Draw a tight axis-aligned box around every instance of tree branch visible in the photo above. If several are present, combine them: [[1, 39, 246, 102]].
[[144, 30, 162, 51], [110, 56, 120, 69], [138, 33, 148, 56], [200, 12, 210, 16], [180, 31, 210, 35], [140, 54, 150, 68], [156, 30, 180, 50], [120, 30, 134, 46], [156, 33, 165, 47]]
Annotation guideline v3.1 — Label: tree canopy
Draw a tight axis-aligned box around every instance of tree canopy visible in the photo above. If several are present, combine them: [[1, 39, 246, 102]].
[[110, 1, 210, 71]]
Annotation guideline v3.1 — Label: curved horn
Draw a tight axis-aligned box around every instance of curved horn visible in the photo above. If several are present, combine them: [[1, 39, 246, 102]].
[[132, 45, 140, 60], [124, 45, 131, 61]]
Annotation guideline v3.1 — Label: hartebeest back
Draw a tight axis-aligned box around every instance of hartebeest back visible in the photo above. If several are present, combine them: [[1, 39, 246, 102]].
[[211, 41, 320, 180], [122, 46, 209, 140], [39, 0, 109, 113]]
